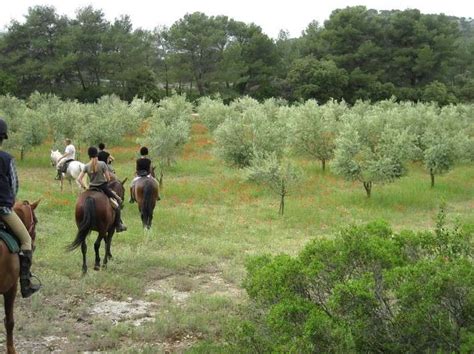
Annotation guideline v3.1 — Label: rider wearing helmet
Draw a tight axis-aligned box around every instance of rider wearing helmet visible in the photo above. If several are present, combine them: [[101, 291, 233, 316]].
[[77, 146, 127, 232], [97, 142, 115, 173], [0, 118, 41, 298], [129, 146, 160, 203]]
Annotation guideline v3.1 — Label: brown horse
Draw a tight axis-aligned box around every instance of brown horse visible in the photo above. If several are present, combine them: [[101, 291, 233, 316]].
[[68, 179, 126, 274], [132, 177, 159, 230], [0, 200, 40, 354]]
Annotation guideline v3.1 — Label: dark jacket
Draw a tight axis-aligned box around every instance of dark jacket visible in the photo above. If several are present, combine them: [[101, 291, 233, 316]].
[[136, 157, 152, 176], [0, 150, 17, 208]]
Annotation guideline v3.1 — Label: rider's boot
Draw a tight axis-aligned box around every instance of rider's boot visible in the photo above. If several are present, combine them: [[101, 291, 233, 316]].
[[115, 210, 127, 233], [19, 250, 41, 298]]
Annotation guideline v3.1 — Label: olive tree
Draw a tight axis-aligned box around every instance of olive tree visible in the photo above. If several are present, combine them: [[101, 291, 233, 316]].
[[245, 153, 302, 215], [0, 95, 47, 159], [288, 99, 343, 171], [197, 95, 237, 132], [214, 100, 286, 167], [332, 110, 414, 197], [140, 94, 192, 185]]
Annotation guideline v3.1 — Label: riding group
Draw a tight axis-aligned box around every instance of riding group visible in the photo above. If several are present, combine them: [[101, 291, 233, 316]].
[[0, 117, 160, 353]]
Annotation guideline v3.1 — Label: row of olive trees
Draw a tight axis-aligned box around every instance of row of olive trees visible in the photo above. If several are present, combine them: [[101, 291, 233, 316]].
[[198, 96, 474, 202], [0, 92, 195, 192], [0, 92, 158, 159]]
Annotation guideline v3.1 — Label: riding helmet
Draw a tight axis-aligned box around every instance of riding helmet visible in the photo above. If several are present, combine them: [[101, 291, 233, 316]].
[[0, 118, 8, 139], [140, 146, 149, 156], [88, 146, 98, 158]]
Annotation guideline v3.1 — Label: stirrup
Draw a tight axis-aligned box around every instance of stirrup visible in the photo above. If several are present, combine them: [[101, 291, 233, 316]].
[[20, 274, 42, 298]]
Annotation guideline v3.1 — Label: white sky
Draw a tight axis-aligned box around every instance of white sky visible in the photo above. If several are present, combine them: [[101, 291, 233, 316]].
[[1, 0, 473, 38]]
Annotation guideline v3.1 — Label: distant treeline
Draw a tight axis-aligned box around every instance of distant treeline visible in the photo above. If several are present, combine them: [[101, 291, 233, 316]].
[[0, 5, 473, 104]]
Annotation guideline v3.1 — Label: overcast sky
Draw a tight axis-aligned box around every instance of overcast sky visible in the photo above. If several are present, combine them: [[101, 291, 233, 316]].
[[1, 0, 473, 38]]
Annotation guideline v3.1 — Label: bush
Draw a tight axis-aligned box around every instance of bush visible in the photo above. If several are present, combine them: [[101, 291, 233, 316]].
[[232, 210, 474, 352]]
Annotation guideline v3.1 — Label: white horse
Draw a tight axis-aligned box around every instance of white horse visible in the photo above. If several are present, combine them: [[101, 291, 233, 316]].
[[50, 150, 85, 192]]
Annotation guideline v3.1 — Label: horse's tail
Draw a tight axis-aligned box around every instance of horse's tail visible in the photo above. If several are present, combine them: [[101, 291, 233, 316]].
[[68, 196, 96, 251], [142, 181, 156, 228]]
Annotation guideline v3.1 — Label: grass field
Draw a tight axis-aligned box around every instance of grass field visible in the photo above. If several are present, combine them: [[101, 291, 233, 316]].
[[2, 121, 474, 352]]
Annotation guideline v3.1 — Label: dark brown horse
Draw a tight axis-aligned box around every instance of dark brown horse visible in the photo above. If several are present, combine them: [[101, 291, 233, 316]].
[[132, 177, 159, 230], [0, 200, 40, 354], [68, 179, 126, 274]]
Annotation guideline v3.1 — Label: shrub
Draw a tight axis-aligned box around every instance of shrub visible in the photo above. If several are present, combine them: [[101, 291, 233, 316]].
[[232, 209, 474, 352]]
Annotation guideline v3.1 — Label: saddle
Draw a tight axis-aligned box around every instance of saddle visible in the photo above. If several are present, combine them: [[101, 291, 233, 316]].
[[61, 159, 74, 173], [0, 224, 20, 253], [137, 170, 150, 177], [87, 187, 120, 209]]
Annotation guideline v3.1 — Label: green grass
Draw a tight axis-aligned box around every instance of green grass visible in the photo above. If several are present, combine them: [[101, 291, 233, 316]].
[[3, 122, 474, 351]]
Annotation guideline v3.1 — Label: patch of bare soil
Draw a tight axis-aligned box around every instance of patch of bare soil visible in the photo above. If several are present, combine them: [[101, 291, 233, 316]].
[[145, 272, 244, 305], [6, 335, 69, 353], [90, 296, 156, 326]]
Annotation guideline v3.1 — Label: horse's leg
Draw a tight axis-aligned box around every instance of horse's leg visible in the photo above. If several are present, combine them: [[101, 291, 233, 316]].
[[94, 234, 102, 271], [74, 174, 82, 191], [104, 229, 115, 268], [60, 176, 64, 192], [4, 284, 18, 354], [81, 241, 88, 274]]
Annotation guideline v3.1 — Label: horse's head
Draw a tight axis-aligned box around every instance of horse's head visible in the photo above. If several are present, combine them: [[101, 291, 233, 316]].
[[13, 200, 40, 249], [50, 150, 60, 167]]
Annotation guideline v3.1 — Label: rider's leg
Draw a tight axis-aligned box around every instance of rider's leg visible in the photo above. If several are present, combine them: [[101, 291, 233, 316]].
[[55, 160, 64, 180], [129, 177, 139, 203], [55, 167, 61, 180], [0, 212, 41, 298], [151, 176, 161, 200], [113, 207, 127, 233], [129, 186, 135, 203], [98, 184, 127, 232]]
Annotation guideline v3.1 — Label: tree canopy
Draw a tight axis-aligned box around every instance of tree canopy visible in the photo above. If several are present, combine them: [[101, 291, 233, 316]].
[[0, 6, 473, 104]]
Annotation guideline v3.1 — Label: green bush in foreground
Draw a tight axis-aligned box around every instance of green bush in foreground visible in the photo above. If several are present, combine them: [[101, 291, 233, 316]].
[[232, 209, 474, 352]]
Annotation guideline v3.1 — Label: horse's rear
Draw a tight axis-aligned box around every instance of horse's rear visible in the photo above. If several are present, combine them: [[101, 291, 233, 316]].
[[74, 191, 114, 235], [134, 177, 159, 229], [0, 200, 39, 354], [70, 190, 117, 273]]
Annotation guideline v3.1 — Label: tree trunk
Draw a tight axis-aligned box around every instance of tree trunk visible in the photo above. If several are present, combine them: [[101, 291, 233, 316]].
[[430, 169, 435, 188], [279, 194, 285, 215], [363, 181, 372, 198], [76, 66, 87, 91], [20, 147, 25, 161], [321, 158, 326, 172]]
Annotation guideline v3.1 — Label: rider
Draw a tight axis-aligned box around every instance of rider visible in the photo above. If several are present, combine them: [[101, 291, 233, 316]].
[[77, 146, 127, 232], [55, 138, 76, 180], [129, 146, 160, 203], [97, 142, 115, 173], [0, 118, 41, 298]]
